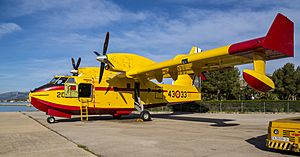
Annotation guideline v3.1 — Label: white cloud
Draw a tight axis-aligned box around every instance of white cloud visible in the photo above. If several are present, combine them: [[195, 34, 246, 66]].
[[0, 23, 22, 38], [0, 0, 72, 19], [1, 0, 146, 30], [109, 9, 292, 53], [1, 0, 299, 93], [50, 33, 98, 44], [44, 0, 147, 29], [41, 2, 300, 65]]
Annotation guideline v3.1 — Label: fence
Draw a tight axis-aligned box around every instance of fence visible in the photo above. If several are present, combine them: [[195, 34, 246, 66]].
[[148, 101, 300, 113]]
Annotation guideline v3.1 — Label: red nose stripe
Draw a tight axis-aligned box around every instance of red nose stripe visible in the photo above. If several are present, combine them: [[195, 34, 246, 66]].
[[36, 86, 64, 92], [30, 97, 79, 111]]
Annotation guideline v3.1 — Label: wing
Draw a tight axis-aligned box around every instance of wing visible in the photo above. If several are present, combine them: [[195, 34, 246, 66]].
[[125, 13, 294, 92]]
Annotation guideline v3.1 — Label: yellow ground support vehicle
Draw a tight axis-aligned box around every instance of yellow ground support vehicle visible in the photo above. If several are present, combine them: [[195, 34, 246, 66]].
[[266, 117, 300, 152]]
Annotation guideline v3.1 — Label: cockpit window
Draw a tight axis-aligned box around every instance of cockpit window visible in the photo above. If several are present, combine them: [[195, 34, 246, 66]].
[[56, 77, 68, 85], [66, 78, 75, 83], [49, 77, 59, 84], [49, 77, 69, 85]]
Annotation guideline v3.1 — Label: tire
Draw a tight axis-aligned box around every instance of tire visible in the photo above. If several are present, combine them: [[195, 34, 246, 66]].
[[47, 116, 55, 123], [140, 110, 151, 121]]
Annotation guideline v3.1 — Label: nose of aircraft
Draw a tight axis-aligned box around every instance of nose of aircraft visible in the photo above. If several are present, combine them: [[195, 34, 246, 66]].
[[28, 89, 49, 113], [28, 91, 32, 103]]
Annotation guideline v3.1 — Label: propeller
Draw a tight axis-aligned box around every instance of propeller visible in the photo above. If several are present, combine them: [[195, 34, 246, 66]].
[[71, 57, 81, 70], [71, 57, 81, 76], [94, 32, 114, 83]]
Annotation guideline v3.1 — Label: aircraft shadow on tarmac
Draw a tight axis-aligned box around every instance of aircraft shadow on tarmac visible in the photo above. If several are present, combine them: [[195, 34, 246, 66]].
[[246, 134, 299, 156], [56, 112, 240, 127], [151, 112, 240, 127], [56, 114, 140, 123]]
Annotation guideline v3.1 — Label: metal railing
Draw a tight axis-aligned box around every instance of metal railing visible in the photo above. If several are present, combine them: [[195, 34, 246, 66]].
[[148, 101, 300, 113]]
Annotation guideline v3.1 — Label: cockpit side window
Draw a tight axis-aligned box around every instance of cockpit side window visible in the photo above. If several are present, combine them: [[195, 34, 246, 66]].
[[66, 78, 75, 83], [49, 77, 59, 84]]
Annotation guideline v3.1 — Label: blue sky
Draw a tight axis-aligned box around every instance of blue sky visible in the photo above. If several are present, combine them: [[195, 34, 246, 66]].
[[0, 0, 299, 93]]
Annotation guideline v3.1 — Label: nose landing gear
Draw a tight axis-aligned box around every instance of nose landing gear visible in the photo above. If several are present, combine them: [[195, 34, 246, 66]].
[[47, 116, 55, 123]]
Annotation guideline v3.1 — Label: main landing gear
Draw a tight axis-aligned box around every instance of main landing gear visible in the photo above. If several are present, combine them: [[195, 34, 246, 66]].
[[47, 116, 55, 123], [134, 95, 151, 121], [134, 82, 151, 122], [140, 110, 151, 121]]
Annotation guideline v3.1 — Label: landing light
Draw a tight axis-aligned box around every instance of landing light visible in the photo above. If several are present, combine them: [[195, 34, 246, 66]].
[[274, 129, 279, 134]]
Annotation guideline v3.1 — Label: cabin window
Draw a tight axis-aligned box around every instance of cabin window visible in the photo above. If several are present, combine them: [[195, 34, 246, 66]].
[[193, 75, 201, 88], [113, 87, 119, 91], [127, 83, 130, 89], [78, 83, 92, 98]]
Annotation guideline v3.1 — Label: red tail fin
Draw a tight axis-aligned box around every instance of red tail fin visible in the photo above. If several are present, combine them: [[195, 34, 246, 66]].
[[263, 13, 294, 57]]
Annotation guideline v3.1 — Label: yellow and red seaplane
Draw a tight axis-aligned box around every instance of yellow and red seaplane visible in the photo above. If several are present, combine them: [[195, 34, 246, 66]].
[[29, 13, 294, 123]]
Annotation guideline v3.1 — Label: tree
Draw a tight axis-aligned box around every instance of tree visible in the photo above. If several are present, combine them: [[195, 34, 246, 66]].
[[296, 66, 300, 100], [272, 63, 298, 100], [202, 67, 240, 100]]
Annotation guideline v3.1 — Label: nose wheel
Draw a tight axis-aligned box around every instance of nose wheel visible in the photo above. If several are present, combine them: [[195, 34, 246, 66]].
[[47, 116, 55, 123]]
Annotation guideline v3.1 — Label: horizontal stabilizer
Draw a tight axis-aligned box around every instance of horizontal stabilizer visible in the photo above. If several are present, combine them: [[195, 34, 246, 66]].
[[229, 13, 294, 60]]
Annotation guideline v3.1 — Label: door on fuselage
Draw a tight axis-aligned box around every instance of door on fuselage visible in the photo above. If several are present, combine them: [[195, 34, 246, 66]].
[[64, 78, 93, 103], [78, 83, 93, 103], [64, 78, 78, 98]]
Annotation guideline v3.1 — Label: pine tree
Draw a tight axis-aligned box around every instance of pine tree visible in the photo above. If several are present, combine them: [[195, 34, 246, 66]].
[[202, 67, 240, 100], [273, 63, 297, 100]]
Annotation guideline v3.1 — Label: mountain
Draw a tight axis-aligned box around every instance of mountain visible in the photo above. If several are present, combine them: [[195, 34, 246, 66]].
[[0, 92, 29, 101]]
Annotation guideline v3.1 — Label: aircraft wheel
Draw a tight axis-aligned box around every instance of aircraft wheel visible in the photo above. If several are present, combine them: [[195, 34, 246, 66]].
[[47, 116, 55, 123], [140, 110, 151, 121]]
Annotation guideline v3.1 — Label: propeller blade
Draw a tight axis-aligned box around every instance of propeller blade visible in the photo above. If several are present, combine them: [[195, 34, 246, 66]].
[[94, 51, 100, 56], [103, 32, 109, 55], [71, 58, 76, 69], [75, 57, 81, 70], [99, 62, 105, 83]]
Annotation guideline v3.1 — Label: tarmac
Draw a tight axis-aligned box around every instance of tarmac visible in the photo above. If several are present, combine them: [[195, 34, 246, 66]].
[[1, 111, 300, 157], [0, 112, 96, 157]]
